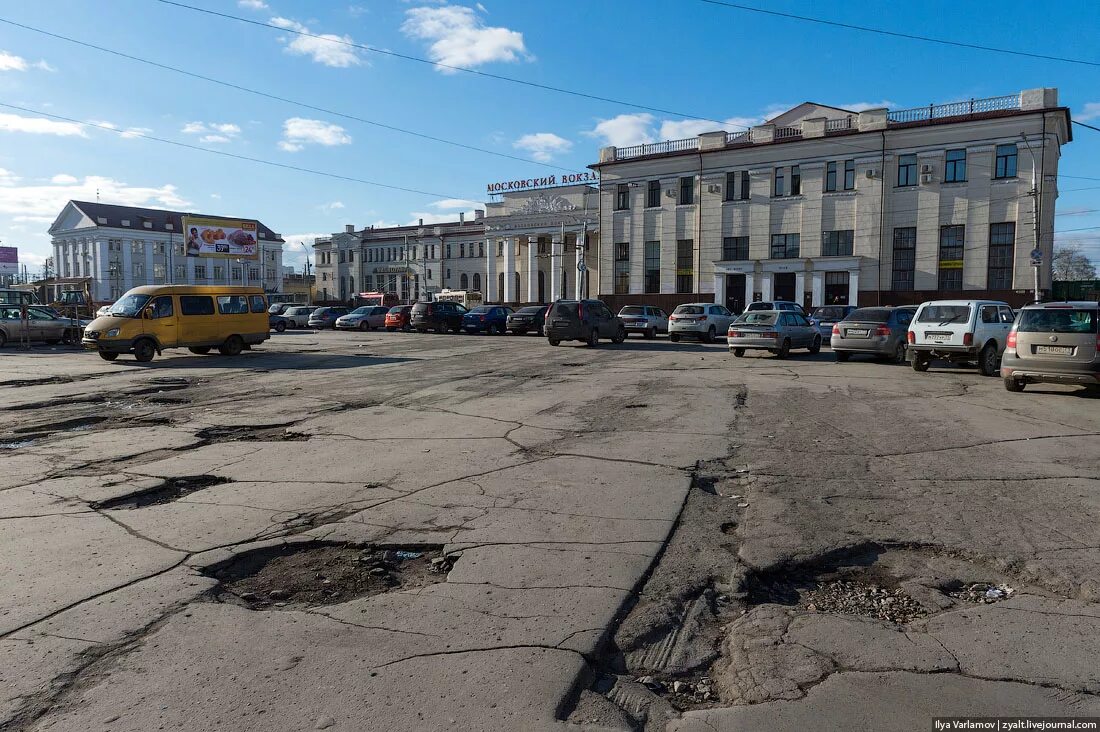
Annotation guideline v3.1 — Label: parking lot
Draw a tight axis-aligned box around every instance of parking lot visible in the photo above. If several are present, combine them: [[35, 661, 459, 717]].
[[2, 328, 1099, 731]]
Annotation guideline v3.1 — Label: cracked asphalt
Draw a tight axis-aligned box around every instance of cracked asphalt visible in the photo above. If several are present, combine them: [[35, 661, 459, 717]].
[[0, 331, 1097, 732]]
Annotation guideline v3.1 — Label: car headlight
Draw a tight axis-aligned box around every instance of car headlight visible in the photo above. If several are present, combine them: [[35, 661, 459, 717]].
[[106, 328, 120, 337]]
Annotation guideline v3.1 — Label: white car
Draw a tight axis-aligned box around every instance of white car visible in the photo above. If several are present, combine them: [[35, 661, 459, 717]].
[[617, 305, 669, 339], [281, 306, 317, 328], [668, 303, 735, 343], [907, 299, 1014, 376]]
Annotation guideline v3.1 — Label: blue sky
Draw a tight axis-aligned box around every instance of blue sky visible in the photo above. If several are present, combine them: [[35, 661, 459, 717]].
[[1, 0, 1099, 274]]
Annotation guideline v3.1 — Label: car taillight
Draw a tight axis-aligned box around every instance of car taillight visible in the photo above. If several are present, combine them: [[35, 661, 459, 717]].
[[963, 332, 973, 346], [832, 324, 841, 335], [761, 331, 778, 338], [576, 302, 583, 320], [875, 325, 891, 337], [1007, 330, 1017, 349], [907, 331, 915, 344]]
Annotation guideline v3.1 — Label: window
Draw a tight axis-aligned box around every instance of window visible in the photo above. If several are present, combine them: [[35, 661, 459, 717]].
[[446, 268, 451, 280], [938, 225, 965, 290], [614, 242, 630, 295], [824, 272, 850, 305], [339, 250, 345, 264], [825, 162, 837, 192], [231, 267, 241, 281], [722, 236, 749, 261], [108, 239, 122, 252], [724, 172, 737, 201], [995, 144, 1018, 179], [460, 243, 466, 258], [773, 167, 785, 197], [213, 265, 224, 280], [348, 251, 354, 263], [249, 295, 267, 313], [460, 273, 469, 289], [174, 264, 186, 281], [740, 170, 750, 200], [153, 263, 166, 283], [478, 242, 484, 257], [217, 295, 249, 314], [174, 243, 185, 257], [249, 267, 260, 281], [843, 160, 855, 190], [679, 176, 694, 205], [822, 230, 854, 257], [132, 261, 144, 278], [615, 183, 630, 211], [891, 227, 916, 291], [446, 244, 452, 259], [790, 165, 801, 195], [945, 149, 967, 182], [644, 240, 660, 293], [131, 240, 144, 254], [770, 233, 800, 259], [152, 242, 166, 255], [149, 296, 173, 319], [497, 241, 503, 257], [472, 273, 481, 291], [898, 154, 918, 186], [988, 222, 1016, 289], [676, 239, 693, 293]]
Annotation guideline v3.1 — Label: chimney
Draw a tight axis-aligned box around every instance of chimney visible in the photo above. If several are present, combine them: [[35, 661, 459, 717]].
[[345, 224, 354, 234], [418, 218, 424, 226], [459, 212, 465, 223], [475, 210, 485, 221]]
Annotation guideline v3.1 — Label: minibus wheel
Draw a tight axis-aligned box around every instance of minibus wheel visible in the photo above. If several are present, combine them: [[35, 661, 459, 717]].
[[133, 339, 156, 363], [219, 335, 244, 356]]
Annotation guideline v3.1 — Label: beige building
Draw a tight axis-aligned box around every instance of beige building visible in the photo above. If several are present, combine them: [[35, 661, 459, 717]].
[[591, 88, 1070, 311]]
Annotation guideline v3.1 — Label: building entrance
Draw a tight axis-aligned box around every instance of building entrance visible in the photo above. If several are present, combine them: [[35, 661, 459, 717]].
[[774, 272, 796, 302], [725, 274, 746, 314]]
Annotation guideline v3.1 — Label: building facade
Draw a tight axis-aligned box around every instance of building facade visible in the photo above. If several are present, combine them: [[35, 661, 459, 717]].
[[313, 184, 599, 305], [48, 201, 285, 303], [591, 88, 1070, 312]]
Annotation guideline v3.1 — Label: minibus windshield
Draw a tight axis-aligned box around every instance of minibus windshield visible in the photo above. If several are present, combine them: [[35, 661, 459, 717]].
[[109, 294, 151, 317]]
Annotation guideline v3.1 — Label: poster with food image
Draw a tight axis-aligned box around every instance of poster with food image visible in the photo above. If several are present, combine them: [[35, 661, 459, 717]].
[[181, 216, 259, 259]]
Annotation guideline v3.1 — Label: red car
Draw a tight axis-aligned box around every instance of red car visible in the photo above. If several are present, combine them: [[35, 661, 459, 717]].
[[385, 305, 413, 332]]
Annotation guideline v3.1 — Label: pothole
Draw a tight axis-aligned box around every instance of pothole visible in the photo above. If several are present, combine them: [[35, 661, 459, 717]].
[[206, 543, 454, 609], [93, 475, 231, 509], [194, 424, 309, 442], [946, 581, 1016, 604], [14, 416, 108, 434]]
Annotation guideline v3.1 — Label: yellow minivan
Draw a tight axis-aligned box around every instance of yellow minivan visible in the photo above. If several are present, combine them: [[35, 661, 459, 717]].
[[82, 285, 270, 362]]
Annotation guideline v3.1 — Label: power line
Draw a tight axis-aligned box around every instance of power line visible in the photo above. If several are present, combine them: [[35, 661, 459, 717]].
[[697, 0, 1100, 68], [0, 101, 467, 200], [0, 16, 583, 175], [1073, 120, 1100, 133]]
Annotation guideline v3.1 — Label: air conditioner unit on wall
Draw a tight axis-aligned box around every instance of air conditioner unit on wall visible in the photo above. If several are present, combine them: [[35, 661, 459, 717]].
[[920, 164, 933, 174], [665, 189, 677, 198], [707, 184, 721, 194], [865, 169, 876, 179]]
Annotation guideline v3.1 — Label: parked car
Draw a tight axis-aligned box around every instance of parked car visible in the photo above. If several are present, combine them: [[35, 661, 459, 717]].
[[336, 306, 389, 331], [268, 302, 300, 315], [0, 306, 82, 347], [269, 313, 289, 333], [908, 300, 1013, 375], [831, 306, 916, 363], [410, 300, 468, 333], [385, 305, 413, 332], [727, 310, 821, 358], [462, 305, 513, 335], [506, 305, 548, 335], [544, 299, 625, 347], [617, 305, 669, 339], [1001, 301, 1099, 393], [809, 305, 856, 342], [669, 303, 735, 343], [307, 306, 349, 330], [282, 306, 317, 328], [746, 300, 807, 315]]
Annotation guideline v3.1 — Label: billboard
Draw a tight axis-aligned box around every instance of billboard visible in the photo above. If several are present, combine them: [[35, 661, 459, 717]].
[[0, 246, 17, 276], [181, 216, 259, 260]]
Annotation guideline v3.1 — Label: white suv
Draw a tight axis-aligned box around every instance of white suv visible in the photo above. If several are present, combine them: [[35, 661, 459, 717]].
[[907, 300, 1014, 376], [669, 303, 735, 343]]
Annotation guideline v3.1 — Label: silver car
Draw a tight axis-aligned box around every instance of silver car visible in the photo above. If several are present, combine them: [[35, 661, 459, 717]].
[[282, 306, 317, 328], [831, 306, 915, 363], [727, 310, 821, 359], [1002, 301, 1099, 393], [0, 306, 82, 347], [669, 303, 735, 343], [617, 305, 669, 339], [335, 306, 390, 331]]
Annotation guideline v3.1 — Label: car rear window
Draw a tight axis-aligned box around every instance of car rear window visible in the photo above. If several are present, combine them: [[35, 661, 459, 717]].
[[551, 302, 578, 318], [814, 306, 849, 320], [469, 306, 492, 314], [387, 306, 404, 314], [674, 305, 704, 315], [411, 303, 431, 313], [1017, 309, 1097, 333], [738, 313, 778, 325], [917, 305, 970, 324], [845, 308, 892, 323], [746, 302, 770, 311], [515, 306, 542, 314], [620, 306, 645, 316]]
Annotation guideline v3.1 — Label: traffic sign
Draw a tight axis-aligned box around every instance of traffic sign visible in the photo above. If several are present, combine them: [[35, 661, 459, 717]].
[[1030, 247, 1042, 266], [577, 261, 586, 273]]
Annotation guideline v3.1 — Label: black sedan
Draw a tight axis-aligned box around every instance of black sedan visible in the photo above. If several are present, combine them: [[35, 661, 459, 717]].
[[506, 305, 547, 335]]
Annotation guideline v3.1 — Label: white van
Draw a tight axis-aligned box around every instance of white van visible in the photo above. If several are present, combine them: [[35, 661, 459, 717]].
[[907, 299, 1014, 375]]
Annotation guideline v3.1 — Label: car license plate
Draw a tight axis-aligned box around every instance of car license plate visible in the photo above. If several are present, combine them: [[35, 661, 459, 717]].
[[846, 328, 868, 337], [1035, 345, 1072, 355], [926, 332, 951, 343]]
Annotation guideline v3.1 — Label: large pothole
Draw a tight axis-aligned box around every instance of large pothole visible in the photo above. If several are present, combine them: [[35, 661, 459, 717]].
[[93, 475, 231, 509], [206, 543, 454, 610], [194, 423, 309, 443]]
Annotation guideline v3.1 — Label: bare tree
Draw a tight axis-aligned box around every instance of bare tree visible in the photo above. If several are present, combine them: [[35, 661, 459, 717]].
[[1051, 242, 1097, 281]]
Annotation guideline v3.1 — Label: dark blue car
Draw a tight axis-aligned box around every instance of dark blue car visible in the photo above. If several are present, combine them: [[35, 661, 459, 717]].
[[462, 305, 513, 335]]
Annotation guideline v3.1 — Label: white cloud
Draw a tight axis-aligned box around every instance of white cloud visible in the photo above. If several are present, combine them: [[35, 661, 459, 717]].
[[51, 174, 78, 184], [841, 100, 896, 112], [182, 121, 241, 144], [0, 174, 189, 223], [0, 51, 53, 72], [512, 132, 572, 162], [1076, 102, 1100, 122], [587, 110, 778, 148], [431, 198, 482, 210], [319, 200, 345, 213], [278, 117, 352, 152], [402, 5, 529, 72], [0, 168, 21, 185], [200, 135, 231, 144], [585, 113, 655, 147], [88, 120, 150, 139], [0, 112, 87, 137], [281, 232, 329, 271], [270, 17, 362, 68], [238, 0, 268, 9], [406, 211, 476, 225]]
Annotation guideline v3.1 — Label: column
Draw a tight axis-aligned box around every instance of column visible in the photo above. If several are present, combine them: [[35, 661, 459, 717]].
[[744, 273, 755, 305], [550, 235, 562, 302], [811, 271, 825, 307], [526, 235, 537, 304], [794, 271, 806, 308], [848, 269, 860, 306], [503, 237, 516, 303], [575, 236, 584, 300], [713, 273, 726, 305], [761, 272, 774, 302], [485, 237, 497, 302]]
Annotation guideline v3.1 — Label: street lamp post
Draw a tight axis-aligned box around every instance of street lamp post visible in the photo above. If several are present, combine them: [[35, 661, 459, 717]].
[[1019, 133, 1043, 303]]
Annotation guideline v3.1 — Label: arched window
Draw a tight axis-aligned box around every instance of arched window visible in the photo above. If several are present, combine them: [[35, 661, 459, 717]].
[[472, 272, 481, 292], [460, 273, 469, 290]]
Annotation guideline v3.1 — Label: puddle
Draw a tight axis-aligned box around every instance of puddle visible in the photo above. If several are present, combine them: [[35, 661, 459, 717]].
[[207, 543, 454, 609], [0, 439, 36, 450], [93, 475, 231, 509]]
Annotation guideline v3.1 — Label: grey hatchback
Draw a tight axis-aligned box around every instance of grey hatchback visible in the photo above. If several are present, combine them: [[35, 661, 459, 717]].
[[1001, 302, 1099, 392], [831, 306, 916, 363], [545, 299, 625, 347]]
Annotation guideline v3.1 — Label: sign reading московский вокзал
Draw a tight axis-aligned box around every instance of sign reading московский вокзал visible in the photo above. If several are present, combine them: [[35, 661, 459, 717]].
[[486, 172, 598, 194]]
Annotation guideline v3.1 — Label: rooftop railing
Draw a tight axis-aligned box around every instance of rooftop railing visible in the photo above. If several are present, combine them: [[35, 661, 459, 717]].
[[825, 116, 853, 132], [615, 136, 700, 160], [725, 130, 752, 144], [775, 125, 802, 139], [887, 94, 1020, 124]]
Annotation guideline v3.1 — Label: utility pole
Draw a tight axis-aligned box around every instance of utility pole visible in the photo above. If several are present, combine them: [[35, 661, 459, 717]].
[[301, 243, 312, 305], [1020, 133, 1042, 303]]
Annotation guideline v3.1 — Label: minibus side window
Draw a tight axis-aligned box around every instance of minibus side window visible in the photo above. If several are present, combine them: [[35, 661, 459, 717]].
[[217, 295, 249, 315], [180, 296, 215, 316], [249, 295, 267, 313]]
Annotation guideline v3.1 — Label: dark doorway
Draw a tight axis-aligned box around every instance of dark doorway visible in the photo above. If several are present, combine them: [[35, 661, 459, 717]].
[[538, 271, 545, 303], [774, 272, 796, 302], [824, 271, 850, 305], [725, 274, 746, 314]]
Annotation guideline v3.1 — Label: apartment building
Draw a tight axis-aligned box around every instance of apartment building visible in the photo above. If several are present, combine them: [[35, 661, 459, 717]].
[[591, 88, 1071, 311]]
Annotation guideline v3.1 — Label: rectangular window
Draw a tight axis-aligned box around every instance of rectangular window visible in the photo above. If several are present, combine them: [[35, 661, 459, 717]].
[[722, 236, 749, 261], [174, 264, 186, 281], [644, 240, 660, 293], [898, 154, 918, 186], [790, 165, 801, 195], [679, 176, 694, 205], [460, 243, 466, 258], [152, 242, 166, 255], [152, 263, 166, 283], [180, 295, 215, 316], [479, 242, 484, 257], [825, 162, 837, 192], [339, 250, 345, 263], [249, 294, 267, 313], [891, 227, 916, 291], [938, 225, 965, 290], [213, 265, 224, 280], [987, 222, 1016, 289], [740, 170, 750, 200], [615, 183, 629, 211], [770, 233, 800, 259], [249, 267, 260, 281], [724, 172, 737, 201], [675, 239, 693, 293], [647, 179, 661, 207], [843, 159, 855, 190], [822, 230, 854, 257], [232, 267, 241, 281], [217, 295, 249, 314], [613, 242, 630, 295], [995, 144, 1018, 179], [945, 149, 967, 183], [174, 243, 185, 257], [348, 250, 354, 262], [131, 240, 143, 254], [773, 167, 785, 197]]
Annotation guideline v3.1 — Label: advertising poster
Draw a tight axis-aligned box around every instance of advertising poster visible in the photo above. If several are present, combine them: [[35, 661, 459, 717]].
[[0, 246, 17, 276], [181, 216, 259, 259]]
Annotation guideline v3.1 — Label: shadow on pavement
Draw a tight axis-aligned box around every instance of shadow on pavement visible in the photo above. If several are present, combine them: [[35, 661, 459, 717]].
[[116, 352, 419, 371]]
